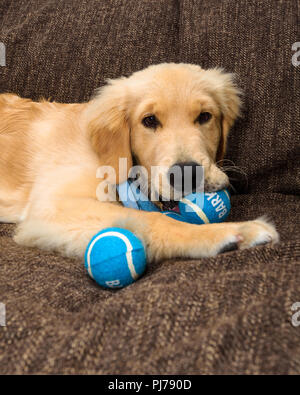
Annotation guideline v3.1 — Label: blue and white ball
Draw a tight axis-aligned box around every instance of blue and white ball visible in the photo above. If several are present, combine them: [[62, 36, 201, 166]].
[[84, 228, 146, 289], [178, 190, 231, 225]]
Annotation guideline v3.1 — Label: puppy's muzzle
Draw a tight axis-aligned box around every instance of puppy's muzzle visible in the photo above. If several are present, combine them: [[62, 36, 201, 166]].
[[167, 161, 204, 197]]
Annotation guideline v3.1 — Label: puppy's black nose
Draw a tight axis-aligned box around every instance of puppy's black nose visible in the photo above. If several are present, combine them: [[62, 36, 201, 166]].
[[168, 161, 203, 194]]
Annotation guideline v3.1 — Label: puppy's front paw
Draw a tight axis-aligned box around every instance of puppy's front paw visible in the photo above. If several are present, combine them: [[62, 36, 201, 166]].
[[217, 217, 279, 255], [237, 216, 279, 249]]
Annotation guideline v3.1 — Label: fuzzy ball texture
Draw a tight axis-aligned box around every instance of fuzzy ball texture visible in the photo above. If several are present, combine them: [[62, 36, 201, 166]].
[[178, 190, 231, 225], [84, 228, 146, 289]]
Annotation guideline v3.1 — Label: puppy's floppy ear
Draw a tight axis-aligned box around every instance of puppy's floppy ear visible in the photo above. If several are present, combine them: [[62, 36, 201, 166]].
[[206, 69, 242, 164], [85, 77, 132, 184]]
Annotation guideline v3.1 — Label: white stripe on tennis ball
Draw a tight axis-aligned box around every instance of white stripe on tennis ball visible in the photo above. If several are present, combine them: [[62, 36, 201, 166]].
[[86, 231, 139, 281], [181, 198, 210, 224]]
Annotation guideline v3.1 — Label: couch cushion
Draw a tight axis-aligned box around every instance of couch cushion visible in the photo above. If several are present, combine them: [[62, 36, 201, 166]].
[[0, 0, 298, 194], [178, 0, 300, 195], [0, 0, 179, 102]]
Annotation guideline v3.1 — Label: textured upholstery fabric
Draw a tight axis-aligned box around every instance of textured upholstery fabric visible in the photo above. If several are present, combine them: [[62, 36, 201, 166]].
[[0, 0, 299, 374]]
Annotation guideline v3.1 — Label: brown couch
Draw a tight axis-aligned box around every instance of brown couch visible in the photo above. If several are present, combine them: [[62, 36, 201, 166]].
[[0, 0, 299, 374]]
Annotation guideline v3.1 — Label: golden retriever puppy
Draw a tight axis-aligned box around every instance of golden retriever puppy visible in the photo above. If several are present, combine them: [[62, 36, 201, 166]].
[[0, 63, 278, 262]]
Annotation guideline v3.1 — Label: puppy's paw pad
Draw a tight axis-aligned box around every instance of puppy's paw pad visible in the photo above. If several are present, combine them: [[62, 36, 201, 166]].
[[218, 241, 238, 254]]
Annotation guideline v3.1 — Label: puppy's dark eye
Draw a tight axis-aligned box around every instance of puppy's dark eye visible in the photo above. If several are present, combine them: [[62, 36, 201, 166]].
[[142, 115, 159, 129], [196, 112, 212, 124]]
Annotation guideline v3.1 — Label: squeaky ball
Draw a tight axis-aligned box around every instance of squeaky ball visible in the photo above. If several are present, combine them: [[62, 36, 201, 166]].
[[84, 228, 146, 289], [178, 189, 231, 225]]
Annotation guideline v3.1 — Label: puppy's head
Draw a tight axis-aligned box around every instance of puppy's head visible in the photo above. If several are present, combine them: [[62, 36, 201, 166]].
[[86, 63, 241, 204]]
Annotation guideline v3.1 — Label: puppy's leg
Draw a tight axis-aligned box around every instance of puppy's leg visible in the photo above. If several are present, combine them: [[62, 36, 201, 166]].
[[14, 198, 279, 261], [120, 212, 279, 262]]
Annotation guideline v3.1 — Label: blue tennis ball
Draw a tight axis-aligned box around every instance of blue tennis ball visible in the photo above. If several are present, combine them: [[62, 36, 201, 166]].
[[84, 228, 146, 289], [161, 211, 187, 222], [178, 190, 231, 225]]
